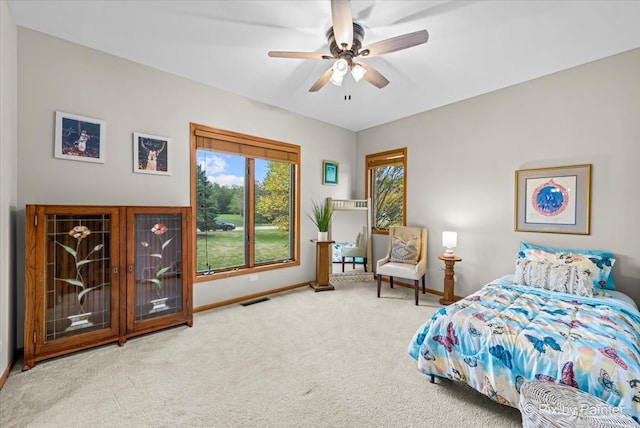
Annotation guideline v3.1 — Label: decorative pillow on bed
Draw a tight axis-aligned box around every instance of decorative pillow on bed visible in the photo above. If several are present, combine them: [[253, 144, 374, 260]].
[[513, 259, 594, 297], [518, 242, 615, 290], [390, 235, 420, 264]]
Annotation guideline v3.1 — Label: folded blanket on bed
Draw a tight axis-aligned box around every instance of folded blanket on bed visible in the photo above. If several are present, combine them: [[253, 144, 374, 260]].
[[408, 277, 640, 422]]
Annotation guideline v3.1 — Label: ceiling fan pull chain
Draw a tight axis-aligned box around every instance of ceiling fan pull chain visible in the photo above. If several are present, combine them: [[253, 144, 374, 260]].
[[344, 81, 352, 101]]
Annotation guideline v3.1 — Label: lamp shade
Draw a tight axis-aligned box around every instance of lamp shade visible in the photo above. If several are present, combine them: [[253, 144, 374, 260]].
[[329, 70, 344, 86], [442, 231, 457, 257], [350, 63, 366, 82], [330, 58, 348, 86], [333, 58, 348, 75], [442, 231, 457, 248]]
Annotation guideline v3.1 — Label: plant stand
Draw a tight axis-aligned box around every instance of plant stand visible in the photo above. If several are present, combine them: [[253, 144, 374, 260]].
[[309, 239, 335, 292]]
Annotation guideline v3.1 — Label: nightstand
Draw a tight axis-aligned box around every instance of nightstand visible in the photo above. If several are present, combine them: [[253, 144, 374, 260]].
[[437, 255, 462, 305]]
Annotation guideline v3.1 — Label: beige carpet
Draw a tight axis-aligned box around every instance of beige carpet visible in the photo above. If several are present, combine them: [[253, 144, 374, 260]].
[[0, 280, 522, 427]]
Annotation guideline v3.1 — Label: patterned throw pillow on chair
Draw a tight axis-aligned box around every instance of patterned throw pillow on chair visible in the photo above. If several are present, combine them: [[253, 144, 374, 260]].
[[390, 235, 420, 264]]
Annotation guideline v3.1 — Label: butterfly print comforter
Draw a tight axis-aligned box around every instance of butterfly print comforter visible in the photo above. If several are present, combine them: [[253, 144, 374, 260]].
[[408, 278, 640, 421]]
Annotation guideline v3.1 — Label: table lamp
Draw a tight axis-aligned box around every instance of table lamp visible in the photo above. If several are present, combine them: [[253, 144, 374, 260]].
[[442, 231, 457, 258]]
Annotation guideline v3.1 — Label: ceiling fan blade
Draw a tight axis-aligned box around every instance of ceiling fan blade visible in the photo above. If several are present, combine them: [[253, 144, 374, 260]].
[[360, 30, 429, 58], [309, 68, 334, 92], [331, 0, 353, 50], [359, 62, 389, 89], [268, 51, 332, 60]]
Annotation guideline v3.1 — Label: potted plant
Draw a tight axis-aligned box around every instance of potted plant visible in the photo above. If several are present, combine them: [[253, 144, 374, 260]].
[[308, 198, 333, 241]]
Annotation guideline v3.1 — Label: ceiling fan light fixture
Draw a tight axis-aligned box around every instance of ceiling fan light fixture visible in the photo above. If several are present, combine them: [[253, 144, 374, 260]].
[[350, 63, 366, 82], [329, 69, 344, 86], [332, 58, 348, 76], [329, 58, 348, 86]]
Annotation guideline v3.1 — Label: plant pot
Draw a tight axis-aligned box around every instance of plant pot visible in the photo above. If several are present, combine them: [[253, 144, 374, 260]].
[[65, 312, 94, 331], [317, 231, 329, 241], [149, 297, 169, 314]]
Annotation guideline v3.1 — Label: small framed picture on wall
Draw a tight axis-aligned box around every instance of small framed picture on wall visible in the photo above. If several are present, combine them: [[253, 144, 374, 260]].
[[323, 160, 338, 185], [54, 111, 106, 163], [133, 132, 171, 175]]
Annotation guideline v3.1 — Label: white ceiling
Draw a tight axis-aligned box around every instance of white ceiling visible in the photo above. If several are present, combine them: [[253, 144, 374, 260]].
[[8, 0, 640, 132]]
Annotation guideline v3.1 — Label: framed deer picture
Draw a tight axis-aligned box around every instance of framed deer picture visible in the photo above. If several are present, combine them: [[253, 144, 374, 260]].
[[133, 132, 171, 175]]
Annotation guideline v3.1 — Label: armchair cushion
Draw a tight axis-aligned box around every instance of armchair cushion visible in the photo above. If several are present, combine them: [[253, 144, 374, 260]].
[[341, 228, 367, 258], [389, 235, 420, 264], [378, 261, 421, 278]]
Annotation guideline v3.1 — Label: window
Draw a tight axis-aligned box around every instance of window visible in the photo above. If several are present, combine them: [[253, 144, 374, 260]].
[[190, 123, 300, 279], [366, 148, 407, 232]]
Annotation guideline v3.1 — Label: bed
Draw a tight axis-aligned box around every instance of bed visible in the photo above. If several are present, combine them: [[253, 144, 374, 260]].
[[408, 242, 640, 423]]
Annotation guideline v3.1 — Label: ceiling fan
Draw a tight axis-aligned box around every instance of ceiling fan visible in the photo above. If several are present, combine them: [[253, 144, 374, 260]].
[[267, 0, 429, 92]]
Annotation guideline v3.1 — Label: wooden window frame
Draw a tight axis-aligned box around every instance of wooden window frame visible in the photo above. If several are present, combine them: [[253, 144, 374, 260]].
[[365, 148, 407, 235], [190, 123, 300, 282]]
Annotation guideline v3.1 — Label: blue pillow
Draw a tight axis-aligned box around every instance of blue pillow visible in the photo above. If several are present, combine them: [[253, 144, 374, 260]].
[[519, 242, 613, 258], [518, 242, 616, 290]]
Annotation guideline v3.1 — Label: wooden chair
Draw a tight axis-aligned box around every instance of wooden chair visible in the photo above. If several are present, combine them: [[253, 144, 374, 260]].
[[341, 227, 368, 272], [376, 226, 427, 305]]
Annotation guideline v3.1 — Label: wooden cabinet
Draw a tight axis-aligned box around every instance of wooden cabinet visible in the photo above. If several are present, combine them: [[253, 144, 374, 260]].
[[23, 205, 192, 369], [123, 207, 192, 339]]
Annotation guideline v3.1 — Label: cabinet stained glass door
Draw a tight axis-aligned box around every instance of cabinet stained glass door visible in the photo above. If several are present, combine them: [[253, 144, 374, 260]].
[[23, 206, 121, 369], [132, 212, 183, 319], [126, 207, 192, 338]]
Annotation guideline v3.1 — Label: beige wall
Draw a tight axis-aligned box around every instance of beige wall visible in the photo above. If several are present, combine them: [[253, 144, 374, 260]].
[[357, 48, 640, 303], [0, 0, 18, 375], [16, 28, 357, 347]]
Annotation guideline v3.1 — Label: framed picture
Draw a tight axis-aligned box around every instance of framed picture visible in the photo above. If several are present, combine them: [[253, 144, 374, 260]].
[[322, 160, 338, 185], [133, 132, 171, 175], [514, 164, 591, 234], [54, 111, 106, 163]]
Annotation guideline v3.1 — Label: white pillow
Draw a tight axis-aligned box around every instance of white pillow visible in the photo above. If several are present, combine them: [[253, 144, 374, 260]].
[[520, 248, 615, 290], [513, 259, 594, 297]]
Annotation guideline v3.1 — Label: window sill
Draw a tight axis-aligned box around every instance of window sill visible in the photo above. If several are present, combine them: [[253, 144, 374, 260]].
[[194, 260, 300, 283]]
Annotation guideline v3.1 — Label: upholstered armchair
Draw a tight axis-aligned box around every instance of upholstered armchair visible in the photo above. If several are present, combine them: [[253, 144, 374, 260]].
[[376, 226, 428, 305], [341, 227, 368, 272]]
